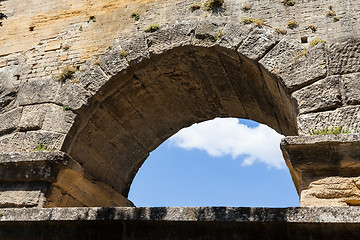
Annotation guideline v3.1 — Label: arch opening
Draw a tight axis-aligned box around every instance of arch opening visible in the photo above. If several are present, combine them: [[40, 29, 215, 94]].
[[128, 118, 300, 207], [62, 45, 298, 200]]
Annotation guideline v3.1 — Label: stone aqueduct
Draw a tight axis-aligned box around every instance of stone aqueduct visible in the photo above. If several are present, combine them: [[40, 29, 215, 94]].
[[0, 0, 360, 238]]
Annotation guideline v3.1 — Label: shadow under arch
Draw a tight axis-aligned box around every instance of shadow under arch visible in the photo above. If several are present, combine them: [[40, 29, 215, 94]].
[[62, 44, 298, 198]]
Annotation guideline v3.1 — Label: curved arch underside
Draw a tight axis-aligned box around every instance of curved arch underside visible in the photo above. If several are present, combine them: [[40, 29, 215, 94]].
[[63, 45, 298, 196]]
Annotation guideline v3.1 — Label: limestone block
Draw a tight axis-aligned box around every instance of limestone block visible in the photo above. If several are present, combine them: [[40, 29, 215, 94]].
[[260, 40, 327, 91], [118, 32, 150, 65], [55, 82, 91, 110], [146, 21, 195, 55], [22, 131, 66, 152], [0, 71, 17, 111], [238, 27, 279, 61], [218, 20, 252, 50], [19, 104, 48, 131], [342, 72, 360, 105], [99, 46, 129, 77], [191, 18, 226, 47], [44, 39, 63, 52], [77, 66, 109, 95], [281, 44, 327, 91], [297, 106, 360, 135], [301, 177, 360, 207], [17, 79, 59, 106], [292, 76, 342, 114], [328, 39, 360, 75], [41, 104, 77, 134], [259, 39, 304, 76], [0, 108, 22, 134], [1, 133, 27, 154], [0, 183, 48, 208]]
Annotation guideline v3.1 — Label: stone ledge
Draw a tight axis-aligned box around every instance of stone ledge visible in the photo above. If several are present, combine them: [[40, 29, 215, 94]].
[[1, 207, 360, 223]]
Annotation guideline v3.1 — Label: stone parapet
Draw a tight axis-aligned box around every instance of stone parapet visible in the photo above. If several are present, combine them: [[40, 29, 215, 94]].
[[1, 207, 360, 239]]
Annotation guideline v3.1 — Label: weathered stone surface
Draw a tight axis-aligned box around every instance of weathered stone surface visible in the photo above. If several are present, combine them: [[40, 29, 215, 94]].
[[99, 46, 129, 77], [41, 104, 77, 134], [55, 82, 91, 110], [0, 108, 22, 134], [328, 38, 360, 75], [238, 27, 278, 61], [0, 183, 48, 208], [218, 21, 252, 50], [119, 33, 150, 66], [281, 135, 360, 206], [0, 152, 134, 208], [292, 76, 342, 114], [146, 21, 195, 55], [259, 39, 304, 77], [77, 66, 109, 95], [19, 104, 48, 131], [260, 41, 328, 91], [342, 73, 360, 105], [301, 176, 360, 207], [297, 106, 360, 135], [17, 79, 59, 106]]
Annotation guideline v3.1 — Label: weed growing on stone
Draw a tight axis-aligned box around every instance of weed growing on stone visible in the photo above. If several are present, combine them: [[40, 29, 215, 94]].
[[307, 25, 318, 32], [119, 49, 128, 59], [57, 66, 76, 82], [241, 4, 252, 11], [62, 105, 70, 111], [291, 49, 307, 62], [213, 29, 224, 40], [253, 19, 265, 27], [241, 18, 265, 27], [203, 0, 224, 11], [131, 12, 140, 21], [281, 0, 295, 6], [326, 10, 336, 17], [189, 3, 201, 12], [0, 7, 7, 27], [333, 16, 340, 22], [33, 142, 54, 152], [241, 17, 255, 24], [275, 28, 287, 35], [309, 38, 326, 48], [144, 23, 160, 33], [0, 211, 3, 217], [309, 126, 352, 135], [88, 16, 96, 23], [287, 20, 298, 29]]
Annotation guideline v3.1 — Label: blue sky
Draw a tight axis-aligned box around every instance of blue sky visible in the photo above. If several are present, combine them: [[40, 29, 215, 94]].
[[128, 118, 300, 207]]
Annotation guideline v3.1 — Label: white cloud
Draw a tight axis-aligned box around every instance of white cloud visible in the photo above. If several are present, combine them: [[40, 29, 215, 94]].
[[168, 118, 285, 169]]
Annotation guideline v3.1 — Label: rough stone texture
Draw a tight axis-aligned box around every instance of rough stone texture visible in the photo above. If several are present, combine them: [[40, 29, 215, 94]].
[[281, 135, 360, 206], [0, 152, 133, 208], [328, 39, 360, 75], [343, 73, 360, 105], [292, 76, 342, 114], [1, 207, 360, 239], [297, 106, 360, 135]]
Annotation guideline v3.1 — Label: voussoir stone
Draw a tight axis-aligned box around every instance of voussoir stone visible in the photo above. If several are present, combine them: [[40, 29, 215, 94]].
[[342, 72, 360, 105], [292, 75, 342, 114], [328, 38, 360, 75], [238, 26, 279, 61]]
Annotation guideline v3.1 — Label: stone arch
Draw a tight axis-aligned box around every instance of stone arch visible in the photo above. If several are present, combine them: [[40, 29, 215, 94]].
[[61, 20, 302, 198]]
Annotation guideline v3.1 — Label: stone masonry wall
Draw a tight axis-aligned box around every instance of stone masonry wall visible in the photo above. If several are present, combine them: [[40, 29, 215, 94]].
[[0, 0, 359, 207]]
